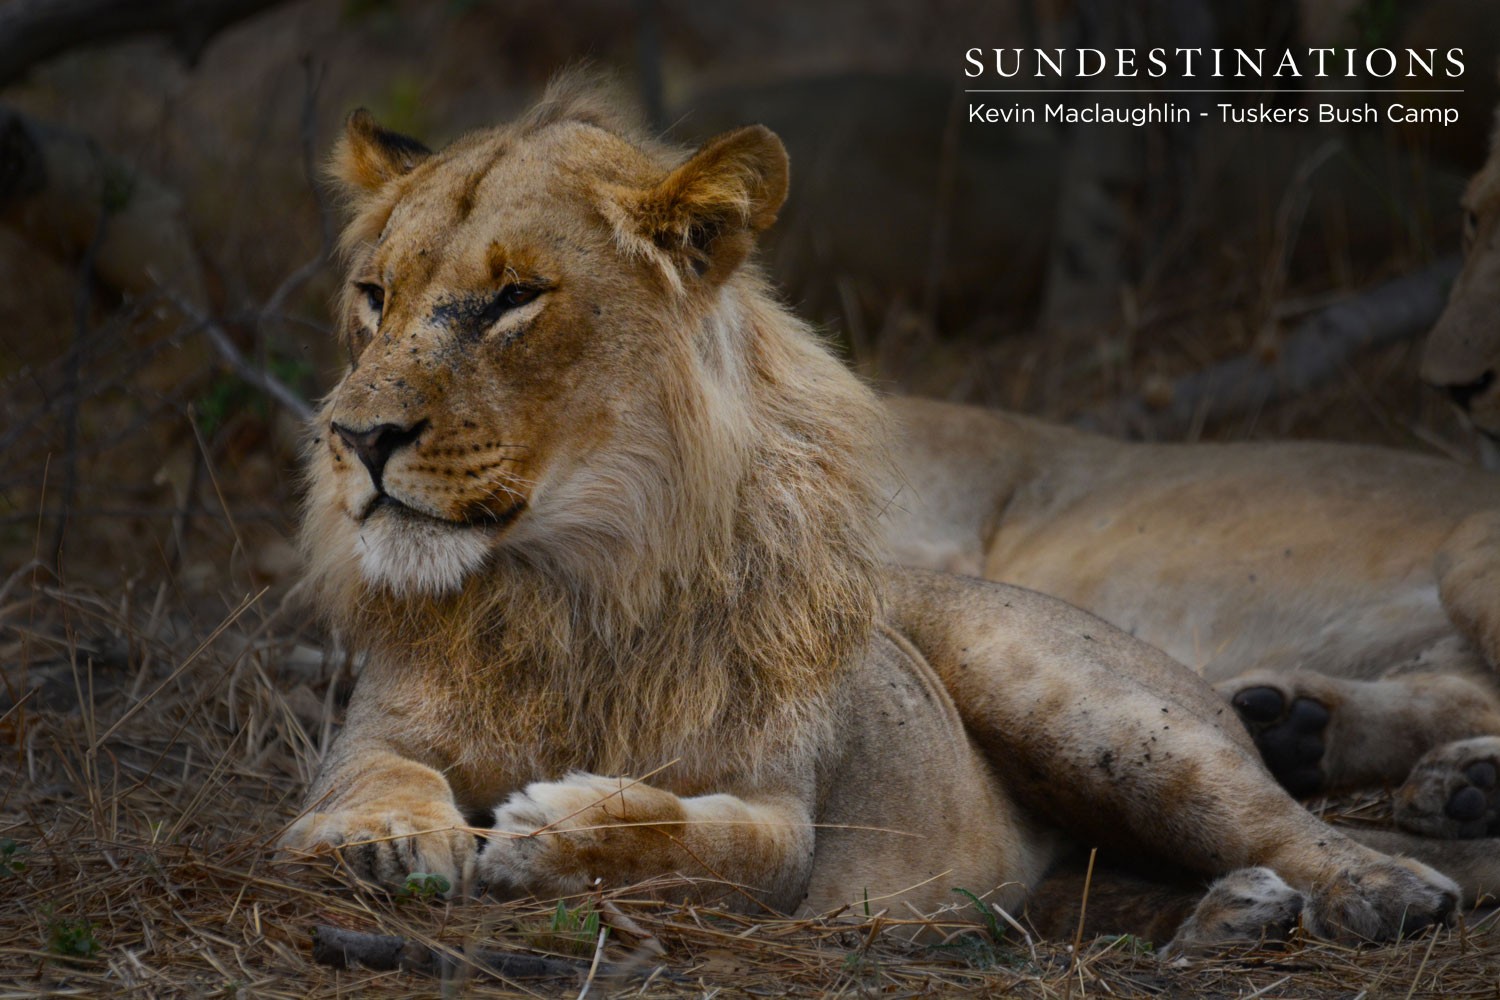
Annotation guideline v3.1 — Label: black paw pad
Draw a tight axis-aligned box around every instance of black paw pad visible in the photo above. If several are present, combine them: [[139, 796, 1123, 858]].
[[1231, 690, 1330, 798], [1463, 761, 1497, 790], [1446, 786, 1488, 822], [1232, 687, 1285, 723]]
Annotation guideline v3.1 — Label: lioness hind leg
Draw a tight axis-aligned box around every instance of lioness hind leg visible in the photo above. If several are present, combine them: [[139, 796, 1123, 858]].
[[887, 570, 1457, 943], [1218, 671, 1500, 795], [1394, 736, 1500, 839]]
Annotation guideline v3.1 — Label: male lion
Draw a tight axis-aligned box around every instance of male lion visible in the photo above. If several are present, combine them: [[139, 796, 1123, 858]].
[[285, 80, 1473, 950], [1423, 102, 1500, 466]]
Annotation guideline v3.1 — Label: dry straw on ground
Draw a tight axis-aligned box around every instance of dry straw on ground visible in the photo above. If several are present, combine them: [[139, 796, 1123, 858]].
[[4, 566, 1500, 999]]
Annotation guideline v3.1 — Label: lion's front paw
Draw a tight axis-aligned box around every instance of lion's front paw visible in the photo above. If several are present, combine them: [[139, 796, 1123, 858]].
[[1304, 856, 1457, 941], [282, 799, 473, 891], [478, 773, 686, 898], [1395, 736, 1500, 839]]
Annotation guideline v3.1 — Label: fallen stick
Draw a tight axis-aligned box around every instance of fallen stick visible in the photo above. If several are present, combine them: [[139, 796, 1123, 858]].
[[1080, 256, 1460, 438], [310, 924, 672, 983]]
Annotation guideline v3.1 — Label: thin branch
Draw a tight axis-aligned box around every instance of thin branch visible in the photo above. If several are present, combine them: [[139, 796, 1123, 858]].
[[259, 58, 334, 324], [159, 284, 315, 424], [50, 149, 113, 574], [309, 924, 663, 983]]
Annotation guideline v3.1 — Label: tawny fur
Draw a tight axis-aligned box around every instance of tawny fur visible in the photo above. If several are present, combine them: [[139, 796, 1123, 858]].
[[302, 75, 886, 785], [285, 76, 1484, 950], [885, 397, 1500, 794]]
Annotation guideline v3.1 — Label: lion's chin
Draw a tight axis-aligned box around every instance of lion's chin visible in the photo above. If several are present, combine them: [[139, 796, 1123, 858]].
[[353, 511, 493, 596]]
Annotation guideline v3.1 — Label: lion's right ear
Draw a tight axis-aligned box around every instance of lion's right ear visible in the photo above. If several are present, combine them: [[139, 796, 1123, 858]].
[[608, 125, 790, 290], [329, 109, 432, 197]]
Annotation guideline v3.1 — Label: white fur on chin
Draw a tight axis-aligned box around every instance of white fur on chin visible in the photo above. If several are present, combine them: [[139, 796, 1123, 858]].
[[354, 513, 492, 595]]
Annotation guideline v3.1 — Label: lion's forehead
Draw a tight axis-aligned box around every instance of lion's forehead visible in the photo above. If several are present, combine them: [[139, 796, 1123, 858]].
[[388, 123, 659, 231]]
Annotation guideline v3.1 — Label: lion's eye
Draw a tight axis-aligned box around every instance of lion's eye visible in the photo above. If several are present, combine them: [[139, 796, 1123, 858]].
[[478, 284, 544, 329], [499, 284, 539, 309], [356, 282, 385, 317]]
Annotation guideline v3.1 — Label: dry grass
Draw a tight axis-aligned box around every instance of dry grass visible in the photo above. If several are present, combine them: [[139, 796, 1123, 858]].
[[5, 568, 1500, 999]]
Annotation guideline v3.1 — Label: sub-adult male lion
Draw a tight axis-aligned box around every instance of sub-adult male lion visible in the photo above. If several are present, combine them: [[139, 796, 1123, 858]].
[[1423, 104, 1500, 465], [284, 80, 1474, 950]]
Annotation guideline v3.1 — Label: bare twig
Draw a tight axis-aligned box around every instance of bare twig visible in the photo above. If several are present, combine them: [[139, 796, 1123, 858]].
[[49, 146, 114, 574], [159, 285, 314, 424], [310, 924, 652, 983], [258, 58, 334, 329]]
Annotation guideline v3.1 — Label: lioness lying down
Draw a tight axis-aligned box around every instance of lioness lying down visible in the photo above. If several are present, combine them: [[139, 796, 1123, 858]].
[[887, 399, 1500, 833], [285, 81, 1483, 950]]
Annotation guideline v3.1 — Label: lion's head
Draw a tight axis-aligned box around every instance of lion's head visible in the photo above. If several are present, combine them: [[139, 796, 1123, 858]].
[[1422, 107, 1500, 461], [301, 78, 888, 759]]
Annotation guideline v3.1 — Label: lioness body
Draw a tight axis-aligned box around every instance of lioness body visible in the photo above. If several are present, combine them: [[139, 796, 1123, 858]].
[[888, 398, 1500, 796], [890, 397, 1500, 684], [284, 80, 1481, 947]]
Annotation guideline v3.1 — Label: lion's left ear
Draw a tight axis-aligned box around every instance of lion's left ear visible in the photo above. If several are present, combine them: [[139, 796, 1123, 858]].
[[329, 109, 432, 199], [616, 125, 789, 286]]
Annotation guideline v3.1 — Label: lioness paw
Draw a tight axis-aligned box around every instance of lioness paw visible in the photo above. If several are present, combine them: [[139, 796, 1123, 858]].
[[479, 773, 687, 898], [1395, 736, 1500, 839], [281, 800, 472, 891], [1162, 867, 1305, 960], [1219, 677, 1329, 797], [1303, 856, 1457, 941]]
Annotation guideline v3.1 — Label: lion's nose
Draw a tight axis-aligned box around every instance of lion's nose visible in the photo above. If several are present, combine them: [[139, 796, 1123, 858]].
[[331, 419, 425, 490]]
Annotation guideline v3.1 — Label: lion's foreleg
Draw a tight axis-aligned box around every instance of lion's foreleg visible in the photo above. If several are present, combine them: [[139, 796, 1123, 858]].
[[477, 773, 814, 912]]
